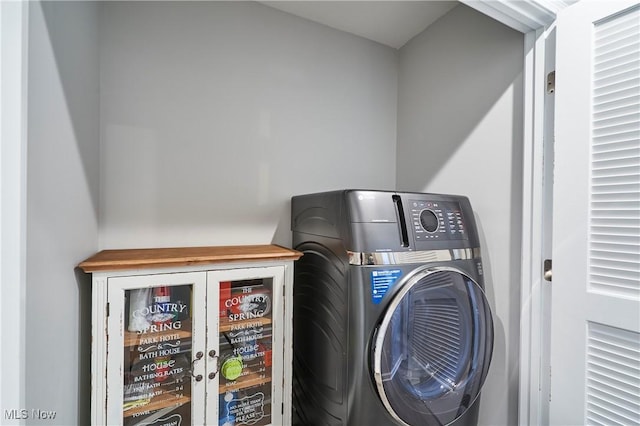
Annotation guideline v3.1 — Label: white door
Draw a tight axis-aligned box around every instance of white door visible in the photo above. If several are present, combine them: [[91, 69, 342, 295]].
[[550, 1, 640, 425]]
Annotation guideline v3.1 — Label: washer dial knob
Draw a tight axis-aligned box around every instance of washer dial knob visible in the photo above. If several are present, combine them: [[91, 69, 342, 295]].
[[419, 209, 439, 233]]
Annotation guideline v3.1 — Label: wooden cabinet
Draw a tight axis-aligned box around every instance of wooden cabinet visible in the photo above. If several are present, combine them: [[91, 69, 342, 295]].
[[79, 245, 301, 426]]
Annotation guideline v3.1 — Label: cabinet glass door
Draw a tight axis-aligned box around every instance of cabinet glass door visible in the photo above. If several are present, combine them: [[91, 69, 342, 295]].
[[208, 267, 284, 426], [108, 272, 207, 426]]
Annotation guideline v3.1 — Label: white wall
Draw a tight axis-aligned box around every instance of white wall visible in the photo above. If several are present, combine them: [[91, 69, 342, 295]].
[[397, 5, 524, 426], [26, 2, 99, 424], [99, 1, 398, 250], [0, 0, 28, 418]]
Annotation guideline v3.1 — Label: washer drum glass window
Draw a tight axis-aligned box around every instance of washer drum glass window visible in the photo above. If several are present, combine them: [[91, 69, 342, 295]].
[[372, 268, 493, 426]]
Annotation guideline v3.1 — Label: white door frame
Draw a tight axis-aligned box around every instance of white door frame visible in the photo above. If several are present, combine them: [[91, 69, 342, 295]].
[[518, 26, 553, 426], [0, 0, 29, 420]]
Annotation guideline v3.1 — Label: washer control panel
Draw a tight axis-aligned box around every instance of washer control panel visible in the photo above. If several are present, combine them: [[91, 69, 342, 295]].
[[410, 200, 468, 241]]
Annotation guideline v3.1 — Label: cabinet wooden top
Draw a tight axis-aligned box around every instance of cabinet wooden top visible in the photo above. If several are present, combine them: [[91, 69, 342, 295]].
[[78, 244, 302, 273]]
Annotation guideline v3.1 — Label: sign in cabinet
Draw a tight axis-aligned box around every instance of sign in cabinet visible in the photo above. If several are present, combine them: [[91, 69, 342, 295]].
[[79, 245, 301, 426]]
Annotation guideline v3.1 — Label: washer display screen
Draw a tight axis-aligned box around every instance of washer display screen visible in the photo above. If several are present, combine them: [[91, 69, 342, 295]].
[[410, 200, 468, 242]]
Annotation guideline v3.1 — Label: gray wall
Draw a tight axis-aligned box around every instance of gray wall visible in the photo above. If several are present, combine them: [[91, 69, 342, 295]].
[[21, 2, 524, 424], [99, 1, 398, 250], [397, 5, 524, 426], [26, 2, 99, 424]]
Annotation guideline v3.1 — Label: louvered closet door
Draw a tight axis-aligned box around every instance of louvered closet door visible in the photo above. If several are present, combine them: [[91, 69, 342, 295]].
[[550, 1, 640, 425]]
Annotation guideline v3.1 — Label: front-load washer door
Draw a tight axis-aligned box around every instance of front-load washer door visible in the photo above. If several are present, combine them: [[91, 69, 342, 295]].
[[372, 267, 493, 426]]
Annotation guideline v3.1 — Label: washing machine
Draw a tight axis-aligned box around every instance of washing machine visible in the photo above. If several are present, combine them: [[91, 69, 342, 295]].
[[290, 189, 493, 426]]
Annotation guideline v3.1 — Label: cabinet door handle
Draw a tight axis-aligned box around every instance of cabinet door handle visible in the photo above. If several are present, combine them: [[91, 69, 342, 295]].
[[188, 351, 204, 379], [208, 349, 219, 379]]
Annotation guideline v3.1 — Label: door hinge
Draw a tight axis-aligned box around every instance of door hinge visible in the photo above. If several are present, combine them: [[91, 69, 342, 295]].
[[547, 71, 556, 94], [106, 302, 110, 317], [544, 259, 552, 282]]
